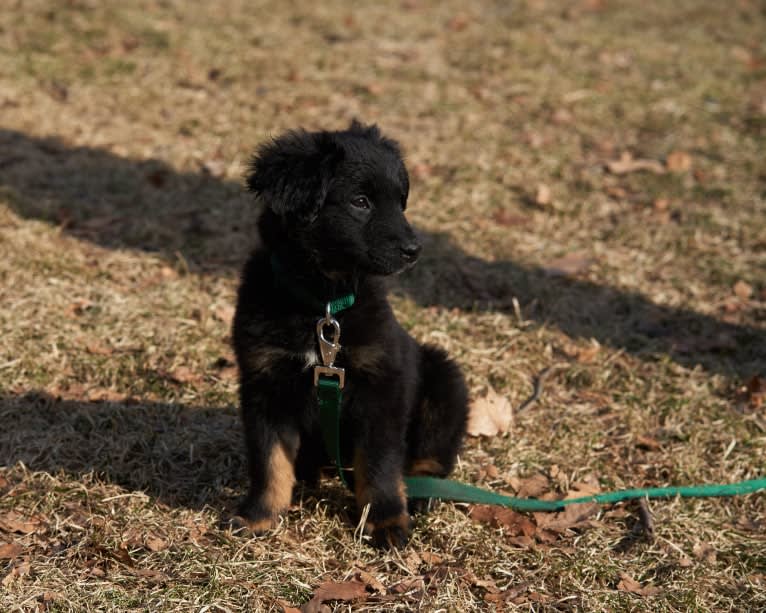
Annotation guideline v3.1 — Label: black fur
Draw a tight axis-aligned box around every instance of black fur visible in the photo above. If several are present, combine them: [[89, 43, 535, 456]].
[[232, 121, 468, 548]]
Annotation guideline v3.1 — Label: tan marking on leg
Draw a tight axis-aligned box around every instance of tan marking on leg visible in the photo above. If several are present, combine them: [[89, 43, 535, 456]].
[[262, 440, 296, 518], [407, 458, 445, 476]]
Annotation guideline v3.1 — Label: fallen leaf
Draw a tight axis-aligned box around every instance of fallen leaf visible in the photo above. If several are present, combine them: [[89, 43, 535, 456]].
[[733, 280, 753, 300], [653, 198, 670, 211], [213, 304, 235, 325], [544, 252, 593, 277], [447, 13, 470, 31], [355, 569, 386, 593], [636, 434, 662, 451], [145, 535, 168, 552], [301, 581, 368, 613], [693, 543, 717, 564], [2, 560, 32, 586], [0, 542, 23, 559], [86, 341, 113, 356], [507, 473, 551, 498], [278, 600, 302, 613], [535, 184, 552, 206], [467, 387, 512, 437], [606, 152, 665, 175], [0, 511, 43, 534], [0, 475, 8, 489], [617, 572, 660, 597], [492, 209, 529, 227], [419, 552, 444, 566], [168, 366, 202, 385], [740, 375, 765, 409], [666, 151, 692, 172], [534, 502, 599, 533], [469, 505, 537, 537]]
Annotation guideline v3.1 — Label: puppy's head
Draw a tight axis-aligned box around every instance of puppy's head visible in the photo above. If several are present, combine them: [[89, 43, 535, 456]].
[[248, 121, 420, 276]]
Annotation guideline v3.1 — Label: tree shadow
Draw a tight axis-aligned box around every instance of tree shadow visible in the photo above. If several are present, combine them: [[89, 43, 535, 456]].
[[2, 128, 764, 379], [0, 391, 244, 510]]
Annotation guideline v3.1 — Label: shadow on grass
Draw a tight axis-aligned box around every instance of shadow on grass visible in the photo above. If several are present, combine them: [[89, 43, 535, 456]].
[[2, 128, 764, 379], [0, 391, 244, 510]]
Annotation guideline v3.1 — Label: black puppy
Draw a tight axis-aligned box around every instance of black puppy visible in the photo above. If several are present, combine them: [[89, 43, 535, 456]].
[[232, 121, 468, 547]]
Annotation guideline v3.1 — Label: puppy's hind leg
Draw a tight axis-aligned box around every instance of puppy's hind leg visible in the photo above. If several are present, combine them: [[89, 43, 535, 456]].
[[405, 345, 469, 495]]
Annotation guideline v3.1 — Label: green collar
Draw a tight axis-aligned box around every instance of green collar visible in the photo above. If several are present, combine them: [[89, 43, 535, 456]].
[[270, 254, 355, 315]]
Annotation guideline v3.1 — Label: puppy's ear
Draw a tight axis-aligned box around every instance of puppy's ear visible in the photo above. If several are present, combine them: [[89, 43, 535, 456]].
[[247, 130, 343, 219], [348, 119, 380, 139]]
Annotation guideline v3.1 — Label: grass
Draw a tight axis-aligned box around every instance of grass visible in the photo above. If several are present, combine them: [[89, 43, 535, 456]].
[[1, 0, 765, 610]]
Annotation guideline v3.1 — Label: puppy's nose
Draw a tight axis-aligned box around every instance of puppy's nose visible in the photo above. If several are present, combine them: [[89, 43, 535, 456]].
[[400, 241, 422, 263]]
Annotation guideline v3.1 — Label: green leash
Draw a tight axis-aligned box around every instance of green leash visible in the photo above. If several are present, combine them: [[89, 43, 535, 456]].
[[284, 274, 766, 511]]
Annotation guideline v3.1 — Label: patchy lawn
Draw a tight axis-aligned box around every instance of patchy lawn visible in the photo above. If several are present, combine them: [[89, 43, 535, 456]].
[[1, 0, 764, 610]]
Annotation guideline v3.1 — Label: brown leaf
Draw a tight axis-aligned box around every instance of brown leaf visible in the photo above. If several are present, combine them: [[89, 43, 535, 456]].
[[0, 542, 23, 559], [733, 280, 753, 300], [469, 505, 537, 537], [535, 183, 552, 206], [544, 252, 593, 277], [145, 535, 168, 552], [534, 502, 599, 533], [419, 551, 444, 566], [693, 543, 717, 564], [606, 152, 665, 175], [492, 209, 529, 227], [666, 151, 692, 172], [636, 434, 662, 451], [741, 375, 765, 409], [86, 341, 113, 356], [467, 387, 512, 437], [168, 366, 202, 385], [301, 581, 368, 613], [278, 600, 302, 613], [617, 572, 660, 597], [213, 304, 235, 325], [0, 511, 43, 534], [0, 475, 8, 489], [447, 13, 470, 31], [355, 569, 386, 594], [507, 473, 551, 498], [653, 198, 670, 211]]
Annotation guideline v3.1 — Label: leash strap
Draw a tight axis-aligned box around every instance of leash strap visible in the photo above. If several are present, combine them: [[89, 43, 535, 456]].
[[306, 296, 766, 510], [403, 475, 766, 511]]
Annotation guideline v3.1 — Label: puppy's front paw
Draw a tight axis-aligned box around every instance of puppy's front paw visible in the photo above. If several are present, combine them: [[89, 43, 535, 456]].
[[366, 513, 412, 549], [227, 513, 278, 536]]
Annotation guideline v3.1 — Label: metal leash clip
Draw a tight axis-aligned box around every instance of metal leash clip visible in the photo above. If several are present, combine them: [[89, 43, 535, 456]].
[[314, 302, 345, 389]]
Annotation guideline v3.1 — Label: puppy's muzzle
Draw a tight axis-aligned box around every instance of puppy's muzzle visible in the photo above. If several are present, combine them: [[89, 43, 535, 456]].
[[399, 241, 422, 264]]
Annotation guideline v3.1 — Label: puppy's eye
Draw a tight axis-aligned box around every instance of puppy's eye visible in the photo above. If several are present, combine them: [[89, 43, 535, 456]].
[[350, 195, 371, 210]]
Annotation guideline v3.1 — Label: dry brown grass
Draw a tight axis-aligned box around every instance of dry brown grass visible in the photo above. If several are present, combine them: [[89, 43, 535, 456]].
[[1, 0, 765, 610]]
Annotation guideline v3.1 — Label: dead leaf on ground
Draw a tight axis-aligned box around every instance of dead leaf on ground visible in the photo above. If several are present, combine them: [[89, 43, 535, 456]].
[[0, 511, 44, 535], [355, 569, 386, 594], [606, 152, 665, 175], [0, 475, 8, 489], [301, 581, 368, 613], [693, 543, 717, 564], [535, 183, 552, 206], [145, 535, 168, 552], [666, 150, 693, 172], [544, 252, 593, 277], [0, 542, 24, 559], [468, 505, 537, 538], [636, 434, 662, 451], [733, 280, 753, 300], [467, 387, 512, 437], [507, 473, 551, 498], [617, 572, 660, 597], [740, 375, 765, 409], [1, 560, 32, 586], [534, 502, 599, 534], [278, 600, 302, 613], [167, 366, 202, 385]]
